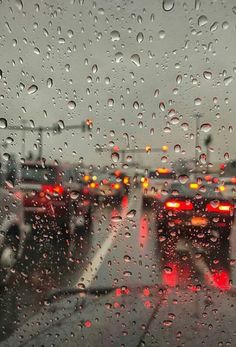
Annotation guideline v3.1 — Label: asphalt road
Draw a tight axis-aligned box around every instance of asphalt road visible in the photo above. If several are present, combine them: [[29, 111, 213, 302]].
[[0, 186, 236, 343]]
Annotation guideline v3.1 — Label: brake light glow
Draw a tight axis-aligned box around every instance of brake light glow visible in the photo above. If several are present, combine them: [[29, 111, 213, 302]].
[[90, 182, 99, 189], [42, 184, 64, 195], [206, 202, 233, 214], [111, 183, 120, 190], [165, 199, 193, 211]]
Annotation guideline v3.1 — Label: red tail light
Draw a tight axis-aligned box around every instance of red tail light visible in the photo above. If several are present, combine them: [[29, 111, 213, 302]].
[[42, 184, 64, 195], [165, 199, 193, 211], [206, 202, 233, 215]]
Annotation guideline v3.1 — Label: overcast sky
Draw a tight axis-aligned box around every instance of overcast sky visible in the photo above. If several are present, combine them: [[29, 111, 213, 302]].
[[0, 0, 236, 168]]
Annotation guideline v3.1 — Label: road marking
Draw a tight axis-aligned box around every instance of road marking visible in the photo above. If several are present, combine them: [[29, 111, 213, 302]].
[[75, 190, 140, 288]]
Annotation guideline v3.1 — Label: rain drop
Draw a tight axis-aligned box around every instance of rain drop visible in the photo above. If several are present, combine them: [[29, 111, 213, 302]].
[[0, 118, 7, 129], [136, 32, 144, 43], [111, 30, 120, 41], [15, 0, 23, 11], [194, 98, 202, 106], [198, 15, 208, 27], [131, 54, 141, 67], [224, 76, 233, 86], [203, 71, 212, 80], [107, 98, 114, 107], [162, 0, 175, 12], [68, 100, 76, 110], [47, 78, 53, 88], [178, 175, 189, 184], [27, 85, 38, 95], [111, 152, 119, 163], [200, 123, 212, 133]]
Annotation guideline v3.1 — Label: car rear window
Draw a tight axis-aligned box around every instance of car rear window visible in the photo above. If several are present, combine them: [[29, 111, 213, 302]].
[[169, 183, 223, 199], [21, 165, 57, 184]]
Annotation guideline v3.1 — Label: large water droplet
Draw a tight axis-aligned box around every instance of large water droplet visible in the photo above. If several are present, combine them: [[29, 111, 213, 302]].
[[111, 30, 120, 41], [27, 84, 38, 95], [210, 22, 218, 32], [15, 0, 23, 11], [47, 78, 53, 88], [111, 152, 119, 163], [58, 120, 65, 129], [127, 209, 136, 219], [203, 71, 212, 80], [68, 100, 76, 110], [137, 32, 144, 43], [194, 98, 202, 106], [0, 118, 7, 129], [159, 102, 165, 111], [162, 0, 175, 12], [224, 76, 233, 86], [178, 175, 189, 184], [159, 30, 166, 39], [131, 54, 141, 66], [115, 52, 123, 63], [224, 152, 229, 160], [174, 144, 181, 152], [200, 123, 211, 133], [92, 64, 98, 73], [198, 15, 208, 26], [107, 98, 114, 107]]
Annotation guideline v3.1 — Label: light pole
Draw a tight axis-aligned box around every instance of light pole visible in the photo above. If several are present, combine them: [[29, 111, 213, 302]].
[[194, 113, 202, 173]]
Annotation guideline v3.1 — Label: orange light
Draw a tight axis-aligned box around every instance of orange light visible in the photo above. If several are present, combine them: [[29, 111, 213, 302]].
[[204, 175, 212, 181], [90, 182, 96, 188], [162, 145, 168, 152], [157, 168, 170, 174], [189, 183, 199, 189], [145, 145, 151, 153], [231, 177, 236, 184], [114, 170, 121, 177], [219, 185, 225, 192], [123, 176, 129, 185], [166, 201, 181, 208], [114, 183, 120, 190], [84, 175, 90, 182], [143, 181, 149, 188]]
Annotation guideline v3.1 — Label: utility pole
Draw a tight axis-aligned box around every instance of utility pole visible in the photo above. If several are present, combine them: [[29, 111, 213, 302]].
[[204, 134, 212, 174], [1, 119, 93, 160], [194, 113, 202, 173]]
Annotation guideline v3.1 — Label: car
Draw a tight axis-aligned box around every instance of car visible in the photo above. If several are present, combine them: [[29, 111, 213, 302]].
[[88, 172, 126, 202], [142, 168, 176, 205], [157, 182, 234, 271], [19, 161, 91, 236], [0, 160, 29, 285]]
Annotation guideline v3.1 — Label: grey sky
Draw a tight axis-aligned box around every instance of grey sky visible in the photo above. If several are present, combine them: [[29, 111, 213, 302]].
[[0, 0, 236, 167]]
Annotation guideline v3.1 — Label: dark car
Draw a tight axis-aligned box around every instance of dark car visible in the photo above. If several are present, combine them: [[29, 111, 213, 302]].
[[157, 182, 234, 269], [19, 161, 91, 235]]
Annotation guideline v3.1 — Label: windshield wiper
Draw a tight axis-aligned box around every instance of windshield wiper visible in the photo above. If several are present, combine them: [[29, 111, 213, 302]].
[[45, 286, 118, 303]]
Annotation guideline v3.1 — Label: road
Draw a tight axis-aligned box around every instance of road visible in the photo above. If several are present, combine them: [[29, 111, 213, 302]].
[[0, 185, 236, 343]]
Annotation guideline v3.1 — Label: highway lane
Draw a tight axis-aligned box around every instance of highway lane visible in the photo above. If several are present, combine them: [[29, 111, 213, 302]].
[[0, 186, 236, 342]]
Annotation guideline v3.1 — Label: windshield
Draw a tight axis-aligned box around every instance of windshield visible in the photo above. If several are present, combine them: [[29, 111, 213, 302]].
[[1, 0, 236, 346]]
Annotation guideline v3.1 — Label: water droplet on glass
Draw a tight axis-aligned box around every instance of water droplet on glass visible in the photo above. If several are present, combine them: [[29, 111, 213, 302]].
[[27, 85, 38, 95], [159, 30, 166, 39], [107, 98, 114, 107], [137, 32, 144, 43], [162, 0, 175, 12], [210, 22, 218, 32], [154, 89, 159, 98], [34, 47, 40, 55], [3, 153, 10, 161], [176, 74, 182, 84], [47, 78, 53, 88], [198, 15, 208, 27], [181, 122, 189, 131], [200, 123, 211, 133], [178, 175, 189, 184], [15, 0, 23, 11], [127, 209, 136, 219], [203, 71, 212, 80], [70, 191, 79, 200], [170, 117, 179, 125], [111, 215, 122, 222], [159, 102, 165, 111], [124, 255, 131, 263], [131, 54, 141, 67], [92, 64, 98, 73], [115, 52, 123, 63], [195, 0, 201, 10], [111, 152, 119, 163], [0, 118, 7, 129], [111, 30, 120, 41], [194, 98, 202, 106], [58, 120, 65, 129], [224, 152, 229, 160], [6, 137, 13, 144], [224, 76, 233, 86], [163, 320, 173, 327], [68, 100, 76, 110], [164, 266, 173, 274], [174, 144, 181, 153]]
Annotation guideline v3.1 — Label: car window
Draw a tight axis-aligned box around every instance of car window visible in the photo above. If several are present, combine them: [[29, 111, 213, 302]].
[[1, 0, 236, 346]]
